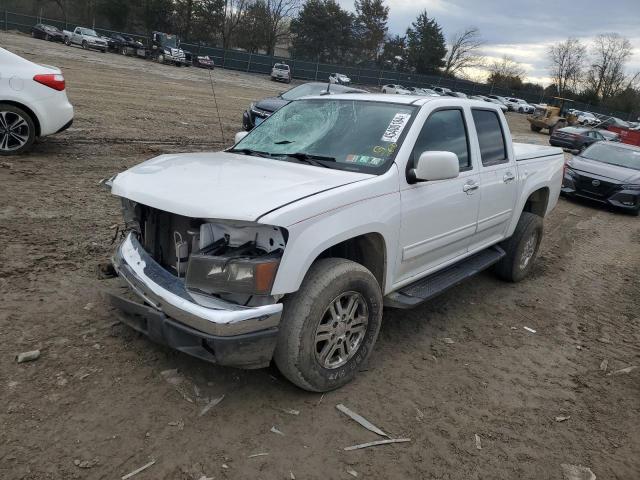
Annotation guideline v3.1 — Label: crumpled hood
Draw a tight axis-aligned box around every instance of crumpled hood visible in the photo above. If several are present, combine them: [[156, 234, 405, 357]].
[[254, 96, 289, 113], [111, 151, 372, 222], [571, 156, 640, 183]]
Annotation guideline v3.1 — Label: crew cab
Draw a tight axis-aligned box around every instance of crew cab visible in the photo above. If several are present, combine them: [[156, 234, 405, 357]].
[[63, 27, 107, 52], [105, 95, 563, 392]]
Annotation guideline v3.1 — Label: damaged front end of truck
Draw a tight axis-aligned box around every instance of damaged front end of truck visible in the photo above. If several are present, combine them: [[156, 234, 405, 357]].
[[106, 197, 287, 369]]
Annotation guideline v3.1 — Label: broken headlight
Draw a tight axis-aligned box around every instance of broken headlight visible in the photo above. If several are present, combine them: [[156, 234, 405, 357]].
[[186, 254, 280, 296]]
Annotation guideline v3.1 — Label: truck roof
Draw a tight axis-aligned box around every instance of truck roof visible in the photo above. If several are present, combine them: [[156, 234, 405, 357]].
[[300, 93, 501, 109]]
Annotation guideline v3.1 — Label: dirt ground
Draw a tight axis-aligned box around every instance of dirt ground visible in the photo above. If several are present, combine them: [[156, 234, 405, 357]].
[[1, 32, 639, 480]]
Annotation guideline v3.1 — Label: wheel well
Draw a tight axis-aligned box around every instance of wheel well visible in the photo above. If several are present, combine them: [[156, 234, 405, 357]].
[[1, 100, 41, 136], [315, 233, 386, 289], [523, 188, 549, 217]]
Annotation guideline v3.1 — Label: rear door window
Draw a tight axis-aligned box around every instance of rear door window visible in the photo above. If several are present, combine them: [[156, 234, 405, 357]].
[[472, 109, 508, 166], [411, 109, 470, 171]]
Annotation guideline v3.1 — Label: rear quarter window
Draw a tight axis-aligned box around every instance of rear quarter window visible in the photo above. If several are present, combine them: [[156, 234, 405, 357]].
[[472, 109, 508, 167]]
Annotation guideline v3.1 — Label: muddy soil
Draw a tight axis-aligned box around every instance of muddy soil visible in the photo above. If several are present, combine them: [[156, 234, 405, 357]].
[[1, 32, 639, 480]]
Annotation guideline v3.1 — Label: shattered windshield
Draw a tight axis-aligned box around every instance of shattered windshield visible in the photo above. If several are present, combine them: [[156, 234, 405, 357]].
[[232, 99, 417, 173]]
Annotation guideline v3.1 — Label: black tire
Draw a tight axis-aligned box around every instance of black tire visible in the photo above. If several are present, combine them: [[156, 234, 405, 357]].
[[494, 212, 543, 282], [121, 47, 127, 56], [518, 107, 524, 113], [0, 103, 36, 156], [64, 37, 71, 46], [157, 53, 164, 64], [82, 40, 88, 50], [530, 124, 542, 132], [274, 258, 383, 392]]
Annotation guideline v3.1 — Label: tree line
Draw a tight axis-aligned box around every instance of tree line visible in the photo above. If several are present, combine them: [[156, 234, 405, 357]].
[[8, 0, 640, 114]]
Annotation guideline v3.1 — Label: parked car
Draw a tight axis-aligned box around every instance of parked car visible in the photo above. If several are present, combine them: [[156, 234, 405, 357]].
[[446, 91, 468, 98], [63, 27, 108, 52], [105, 94, 563, 391], [600, 130, 621, 142], [486, 95, 516, 110], [562, 142, 640, 215], [577, 111, 599, 126], [242, 82, 367, 130], [106, 33, 144, 55], [193, 55, 214, 69], [482, 97, 508, 112], [432, 86, 452, 95], [271, 63, 291, 83], [508, 98, 535, 114], [329, 73, 351, 85], [30, 23, 64, 43], [406, 87, 439, 96], [0, 47, 73, 155], [550, 126, 606, 152], [381, 84, 410, 94]]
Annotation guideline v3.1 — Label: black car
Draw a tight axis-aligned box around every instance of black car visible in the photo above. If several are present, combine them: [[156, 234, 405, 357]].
[[562, 142, 640, 215], [242, 82, 367, 130], [31, 24, 64, 43], [106, 33, 144, 54], [550, 126, 607, 152]]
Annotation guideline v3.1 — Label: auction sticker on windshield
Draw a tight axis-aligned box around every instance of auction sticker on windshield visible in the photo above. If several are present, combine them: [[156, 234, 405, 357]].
[[381, 113, 411, 143]]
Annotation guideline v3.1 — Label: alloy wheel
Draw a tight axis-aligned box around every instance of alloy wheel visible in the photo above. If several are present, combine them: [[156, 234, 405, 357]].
[[314, 291, 369, 369], [0, 111, 30, 153]]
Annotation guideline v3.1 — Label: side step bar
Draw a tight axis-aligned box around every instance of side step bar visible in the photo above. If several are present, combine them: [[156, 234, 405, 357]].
[[384, 246, 506, 309]]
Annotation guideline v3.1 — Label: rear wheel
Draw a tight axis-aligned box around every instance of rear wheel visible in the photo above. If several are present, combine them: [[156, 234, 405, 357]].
[[45, 34, 50, 41], [274, 258, 383, 392], [0, 104, 36, 156], [157, 53, 165, 64], [494, 212, 543, 282], [64, 37, 71, 46]]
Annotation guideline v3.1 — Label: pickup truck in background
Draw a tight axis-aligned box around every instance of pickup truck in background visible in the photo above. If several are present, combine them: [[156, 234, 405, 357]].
[[63, 27, 108, 52], [104, 95, 563, 392]]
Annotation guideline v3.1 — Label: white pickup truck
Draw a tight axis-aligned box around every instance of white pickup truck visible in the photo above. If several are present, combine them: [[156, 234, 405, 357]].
[[105, 95, 563, 391], [63, 27, 107, 52]]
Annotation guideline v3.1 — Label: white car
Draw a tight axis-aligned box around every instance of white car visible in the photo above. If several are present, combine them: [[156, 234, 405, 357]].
[[508, 98, 535, 114], [381, 84, 410, 94], [106, 94, 563, 391], [329, 73, 351, 85], [270, 63, 291, 83], [0, 48, 74, 155], [578, 112, 599, 126]]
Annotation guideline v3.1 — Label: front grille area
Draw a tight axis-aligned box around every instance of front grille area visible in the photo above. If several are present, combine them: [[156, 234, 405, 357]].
[[573, 173, 619, 198]]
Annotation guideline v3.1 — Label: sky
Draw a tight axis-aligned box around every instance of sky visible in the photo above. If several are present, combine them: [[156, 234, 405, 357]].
[[338, 0, 640, 86]]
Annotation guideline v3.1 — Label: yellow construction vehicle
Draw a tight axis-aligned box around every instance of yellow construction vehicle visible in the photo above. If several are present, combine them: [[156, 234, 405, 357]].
[[527, 97, 578, 135]]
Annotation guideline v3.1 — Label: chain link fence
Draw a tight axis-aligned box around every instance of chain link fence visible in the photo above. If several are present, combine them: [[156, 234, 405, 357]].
[[2, 10, 638, 122]]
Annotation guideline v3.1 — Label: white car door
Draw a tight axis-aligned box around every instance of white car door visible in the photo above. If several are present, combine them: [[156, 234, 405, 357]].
[[469, 108, 517, 250], [395, 107, 481, 285]]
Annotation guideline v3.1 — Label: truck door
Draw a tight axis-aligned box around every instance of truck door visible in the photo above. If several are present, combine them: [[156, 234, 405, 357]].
[[396, 108, 481, 285], [469, 108, 518, 250]]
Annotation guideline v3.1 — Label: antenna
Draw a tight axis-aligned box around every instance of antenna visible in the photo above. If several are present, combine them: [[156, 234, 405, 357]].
[[207, 67, 226, 144]]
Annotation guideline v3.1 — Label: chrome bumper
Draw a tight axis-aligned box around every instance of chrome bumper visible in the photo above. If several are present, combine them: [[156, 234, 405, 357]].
[[112, 233, 282, 337]]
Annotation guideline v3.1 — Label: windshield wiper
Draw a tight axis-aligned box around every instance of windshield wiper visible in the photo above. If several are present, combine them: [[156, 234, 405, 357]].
[[278, 152, 337, 168], [229, 148, 272, 158]]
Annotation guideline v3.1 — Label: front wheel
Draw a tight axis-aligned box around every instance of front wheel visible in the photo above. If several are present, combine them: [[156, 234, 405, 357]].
[[81, 40, 88, 49], [0, 104, 36, 156], [494, 212, 543, 282], [64, 37, 71, 46], [274, 258, 383, 392]]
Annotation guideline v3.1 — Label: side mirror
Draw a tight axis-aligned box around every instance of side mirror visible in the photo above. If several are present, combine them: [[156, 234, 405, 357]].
[[234, 131, 249, 144], [409, 151, 459, 183]]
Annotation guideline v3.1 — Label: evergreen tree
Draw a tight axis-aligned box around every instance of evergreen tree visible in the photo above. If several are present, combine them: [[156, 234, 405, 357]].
[[405, 10, 446, 74]]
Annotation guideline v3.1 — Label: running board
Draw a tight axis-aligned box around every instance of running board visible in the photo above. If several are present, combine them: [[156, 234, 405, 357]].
[[384, 246, 506, 309]]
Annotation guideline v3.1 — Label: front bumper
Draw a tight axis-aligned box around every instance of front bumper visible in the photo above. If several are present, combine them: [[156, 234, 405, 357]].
[[562, 173, 640, 213], [107, 293, 278, 368], [110, 233, 282, 364]]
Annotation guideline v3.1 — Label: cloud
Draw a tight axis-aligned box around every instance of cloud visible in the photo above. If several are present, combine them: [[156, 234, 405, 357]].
[[337, 0, 640, 85]]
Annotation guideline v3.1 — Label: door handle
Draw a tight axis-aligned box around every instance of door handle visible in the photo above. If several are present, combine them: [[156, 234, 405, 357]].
[[463, 182, 479, 193], [503, 172, 516, 183]]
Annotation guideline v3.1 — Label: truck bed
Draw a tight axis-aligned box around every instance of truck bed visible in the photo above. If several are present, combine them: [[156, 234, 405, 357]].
[[513, 143, 563, 161]]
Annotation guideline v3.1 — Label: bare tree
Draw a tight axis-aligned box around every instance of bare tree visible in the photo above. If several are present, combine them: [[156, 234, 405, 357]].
[[548, 37, 586, 95], [586, 33, 633, 99], [263, 0, 300, 55], [221, 0, 250, 50], [443, 26, 484, 76], [487, 55, 526, 90]]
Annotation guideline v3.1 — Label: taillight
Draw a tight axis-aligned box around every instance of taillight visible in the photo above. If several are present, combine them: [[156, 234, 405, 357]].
[[33, 73, 66, 91]]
